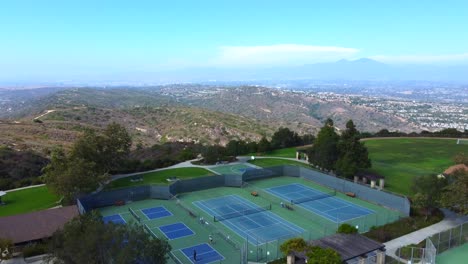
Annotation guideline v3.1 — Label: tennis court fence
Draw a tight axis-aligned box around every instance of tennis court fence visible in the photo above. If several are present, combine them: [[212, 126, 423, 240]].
[[78, 165, 408, 220]]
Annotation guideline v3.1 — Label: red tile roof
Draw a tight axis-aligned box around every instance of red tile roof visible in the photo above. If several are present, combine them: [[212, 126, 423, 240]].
[[444, 164, 468, 175], [0, 206, 79, 244]]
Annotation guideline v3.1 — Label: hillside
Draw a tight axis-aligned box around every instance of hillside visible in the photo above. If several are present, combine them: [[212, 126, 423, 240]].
[[165, 86, 417, 133], [0, 105, 276, 152], [1, 85, 418, 152]]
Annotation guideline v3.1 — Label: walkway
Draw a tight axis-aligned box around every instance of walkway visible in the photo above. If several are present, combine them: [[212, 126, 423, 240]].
[[384, 209, 468, 260]]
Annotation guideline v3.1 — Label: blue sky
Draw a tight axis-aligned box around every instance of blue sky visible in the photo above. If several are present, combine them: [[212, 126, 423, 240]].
[[1, 0, 468, 80]]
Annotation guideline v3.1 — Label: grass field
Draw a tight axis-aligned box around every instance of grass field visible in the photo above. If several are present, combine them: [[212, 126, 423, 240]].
[[248, 147, 297, 158], [108, 167, 215, 189], [248, 158, 312, 169], [0, 185, 60, 217], [364, 138, 468, 195]]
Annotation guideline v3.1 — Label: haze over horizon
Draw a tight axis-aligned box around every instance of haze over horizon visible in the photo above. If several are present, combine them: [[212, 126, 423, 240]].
[[1, 0, 468, 84]]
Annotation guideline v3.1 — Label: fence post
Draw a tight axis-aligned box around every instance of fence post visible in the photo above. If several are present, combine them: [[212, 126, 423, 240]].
[[460, 223, 463, 246], [449, 228, 452, 248]]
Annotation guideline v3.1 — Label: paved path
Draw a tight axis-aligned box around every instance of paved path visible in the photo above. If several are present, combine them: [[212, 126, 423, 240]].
[[384, 209, 468, 260], [4, 184, 45, 192]]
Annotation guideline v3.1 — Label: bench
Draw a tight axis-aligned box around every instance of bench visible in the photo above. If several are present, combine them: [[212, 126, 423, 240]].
[[346, 192, 356, 198]]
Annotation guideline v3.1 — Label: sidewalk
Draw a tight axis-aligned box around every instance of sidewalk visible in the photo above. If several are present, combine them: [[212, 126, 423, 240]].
[[384, 209, 468, 259]]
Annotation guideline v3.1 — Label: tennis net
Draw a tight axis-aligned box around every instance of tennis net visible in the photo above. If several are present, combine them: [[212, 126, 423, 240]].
[[214, 204, 272, 222], [290, 190, 336, 205], [128, 207, 141, 222]]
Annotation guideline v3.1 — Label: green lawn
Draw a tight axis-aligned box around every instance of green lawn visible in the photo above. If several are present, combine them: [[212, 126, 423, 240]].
[[248, 158, 312, 168], [108, 167, 215, 189], [364, 138, 468, 196], [0, 185, 60, 217], [248, 147, 297, 158]]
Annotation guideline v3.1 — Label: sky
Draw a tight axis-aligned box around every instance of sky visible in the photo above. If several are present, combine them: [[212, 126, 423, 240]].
[[1, 0, 468, 81]]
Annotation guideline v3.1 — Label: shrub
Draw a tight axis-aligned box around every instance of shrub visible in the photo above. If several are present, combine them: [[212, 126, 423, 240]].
[[22, 243, 48, 258], [337, 223, 358, 234]]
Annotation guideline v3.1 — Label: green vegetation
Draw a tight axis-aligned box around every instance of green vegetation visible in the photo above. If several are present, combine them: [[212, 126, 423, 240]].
[[279, 238, 341, 264], [108, 167, 214, 189], [364, 138, 468, 195], [48, 211, 171, 264], [43, 123, 131, 203], [364, 209, 444, 243], [248, 147, 297, 158], [337, 223, 358, 234], [0, 186, 59, 217], [248, 158, 312, 168]]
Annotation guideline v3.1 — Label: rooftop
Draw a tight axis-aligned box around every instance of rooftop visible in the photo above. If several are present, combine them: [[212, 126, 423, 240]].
[[0, 205, 79, 244]]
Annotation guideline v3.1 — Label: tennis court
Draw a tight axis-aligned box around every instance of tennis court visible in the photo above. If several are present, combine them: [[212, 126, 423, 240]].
[[103, 214, 126, 225], [210, 163, 256, 175], [141, 206, 172, 220], [193, 195, 304, 245], [180, 243, 224, 264], [266, 183, 374, 223], [159, 222, 195, 240]]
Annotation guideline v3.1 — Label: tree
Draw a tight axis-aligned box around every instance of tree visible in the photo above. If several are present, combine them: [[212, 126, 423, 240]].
[[270, 127, 302, 149], [47, 211, 171, 264], [257, 136, 271, 153], [0, 238, 13, 261], [71, 123, 131, 174], [453, 152, 468, 165], [280, 238, 308, 256], [441, 169, 468, 214], [301, 134, 315, 145], [411, 174, 447, 220], [337, 223, 358, 234], [306, 246, 341, 264], [201, 145, 225, 164], [43, 123, 131, 203], [336, 120, 371, 178], [43, 149, 106, 203], [308, 118, 340, 171]]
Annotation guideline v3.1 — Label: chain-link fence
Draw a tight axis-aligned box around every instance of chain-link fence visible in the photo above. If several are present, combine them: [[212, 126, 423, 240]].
[[428, 221, 468, 257]]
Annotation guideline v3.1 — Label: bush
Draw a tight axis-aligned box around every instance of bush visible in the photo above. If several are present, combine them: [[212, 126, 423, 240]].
[[337, 223, 358, 234], [0, 238, 13, 260], [364, 209, 444, 242], [22, 243, 48, 258]]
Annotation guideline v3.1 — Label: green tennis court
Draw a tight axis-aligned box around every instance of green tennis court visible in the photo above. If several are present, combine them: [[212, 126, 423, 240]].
[[210, 163, 255, 175], [436, 243, 468, 264]]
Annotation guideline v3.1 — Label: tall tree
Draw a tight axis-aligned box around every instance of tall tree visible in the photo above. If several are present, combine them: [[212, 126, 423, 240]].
[[257, 136, 271, 153], [43, 123, 131, 203], [270, 127, 302, 149], [412, 174, 447, 220], [308, 118, 340, 171], [47, 211, 171, 264], [335, 120, 371, 178], [441, 169, 468, 214]]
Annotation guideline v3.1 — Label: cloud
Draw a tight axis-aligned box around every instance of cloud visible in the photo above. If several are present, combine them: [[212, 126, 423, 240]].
[[370, 53, 468, 64], [209, 44, 359, 67]]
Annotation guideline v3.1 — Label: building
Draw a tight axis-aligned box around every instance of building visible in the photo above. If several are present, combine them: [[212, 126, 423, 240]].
[[0, 206, 79, 246]]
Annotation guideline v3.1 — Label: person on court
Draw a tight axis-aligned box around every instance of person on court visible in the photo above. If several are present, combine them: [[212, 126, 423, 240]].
[[209, 234, 213, 244], [193, 250, 197, 261]]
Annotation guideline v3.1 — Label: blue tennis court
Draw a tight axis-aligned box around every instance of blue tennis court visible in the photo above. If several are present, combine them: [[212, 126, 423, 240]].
[[141, 206, 172, 220], [266, 183, 374, 223], [159, 222, 194, 240], [180, 243, 224, 264], [103, 214, 126, 225], [193, 195, 304, 245]]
